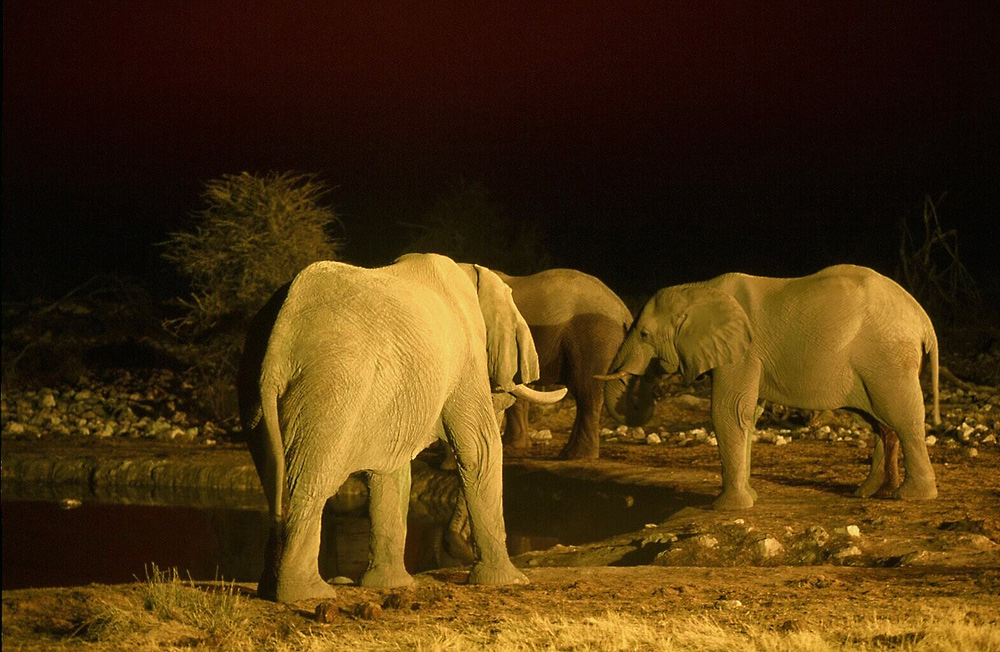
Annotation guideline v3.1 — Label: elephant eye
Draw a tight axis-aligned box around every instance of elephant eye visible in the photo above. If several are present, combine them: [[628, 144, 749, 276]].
[[639, 329, 650, 341]]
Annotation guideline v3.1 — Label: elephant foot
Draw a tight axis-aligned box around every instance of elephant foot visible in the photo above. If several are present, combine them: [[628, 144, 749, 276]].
[[712, 488, 755, 511], [872, 478, 901, 499], [746, 485, 758, 501], [467, 560, 529, 585], [557, 441, 599, 460], [854, 480, 880, 498], [444, 530, 476, 565], [361, 564, 415, 589], [894, 479, 938, 501], [275, 575, 337, 603]]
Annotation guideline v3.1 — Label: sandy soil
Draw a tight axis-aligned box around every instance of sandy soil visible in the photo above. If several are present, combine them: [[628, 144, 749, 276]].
[[4, 373, 1000, 650]]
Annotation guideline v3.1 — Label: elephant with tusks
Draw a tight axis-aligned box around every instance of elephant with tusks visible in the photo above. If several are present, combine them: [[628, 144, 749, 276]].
[[600, 264, 940, 511], [238, 253, 566, 602]]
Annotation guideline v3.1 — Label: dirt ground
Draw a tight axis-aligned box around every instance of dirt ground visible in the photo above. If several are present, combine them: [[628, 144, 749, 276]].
[[3, 328, 1000, 650]]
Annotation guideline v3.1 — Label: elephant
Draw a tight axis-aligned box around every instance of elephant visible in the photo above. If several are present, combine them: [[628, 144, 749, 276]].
[[237, 253, 567, 602], [493, 268, 636, 459], [601, 264, 940, 510]]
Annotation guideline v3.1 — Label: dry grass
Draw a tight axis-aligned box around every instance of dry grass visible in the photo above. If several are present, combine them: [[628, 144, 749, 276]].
[[80, 587, 999, 652], [80, 565, 256, 651], [273, 609, 1000, 652]]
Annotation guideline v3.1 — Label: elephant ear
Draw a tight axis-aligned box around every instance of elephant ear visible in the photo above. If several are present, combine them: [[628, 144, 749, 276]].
[[671, 286, 752, 384], [472, 264, 540, 391]]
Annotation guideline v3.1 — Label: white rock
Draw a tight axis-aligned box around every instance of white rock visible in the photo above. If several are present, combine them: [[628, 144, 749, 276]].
[[530, 429, 552, 441], [693, 534, 719, 549], [925, 435, 938, 446], [964, 447, 979, 458], [982, 434, 996, 444], [833, 546, 862, 559], [754, 537, 784, 558], [6, 422, 25, 435], [805, 526, 830, 546], [600, 427, 615, 436], [41, 394, 56, 408], [775, 436, 789, 446], [716, 599, 744, 609], [615, 425, 629, 435], [707, 437, 718, 446], [646, 433, 662, 445], [631, 427, 647, 440], [97, 423, 114, 438], [835, 525, 861, 538], [58, 498, 83, 510]]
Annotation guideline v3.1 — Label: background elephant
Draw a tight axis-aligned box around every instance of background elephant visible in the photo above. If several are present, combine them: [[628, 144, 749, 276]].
[[494, 268, 637, 459], [237, 253, 566, 602], [602, 264, 940, 510]]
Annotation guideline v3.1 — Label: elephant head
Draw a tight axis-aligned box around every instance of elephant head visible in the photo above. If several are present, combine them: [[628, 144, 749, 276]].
[[462, 263, 564, 408], [601, 285, 752, 423]]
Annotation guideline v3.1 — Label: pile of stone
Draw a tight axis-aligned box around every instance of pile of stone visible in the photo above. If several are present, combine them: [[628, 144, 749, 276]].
[[1, 370, 225, 444], [599, 386, 998, 456], [643, 519, 869, 568]]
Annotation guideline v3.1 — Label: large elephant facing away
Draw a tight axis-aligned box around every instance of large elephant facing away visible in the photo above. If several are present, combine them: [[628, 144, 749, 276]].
[[494, 268, 642, 459], [602, 264, 940, 510], [237, 254, 566, 602]]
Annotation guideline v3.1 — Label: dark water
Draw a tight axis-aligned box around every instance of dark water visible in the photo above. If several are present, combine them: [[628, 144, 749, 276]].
[[1, 470, 682, 589]]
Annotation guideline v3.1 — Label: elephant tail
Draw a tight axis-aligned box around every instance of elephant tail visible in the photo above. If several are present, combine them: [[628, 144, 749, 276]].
[[255, 374, 287, 600], [260, 378, 287, 524], [925, 329, 940, 426]]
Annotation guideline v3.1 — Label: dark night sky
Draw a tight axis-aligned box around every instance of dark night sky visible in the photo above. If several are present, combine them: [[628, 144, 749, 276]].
[[3, 2, 998, 300]]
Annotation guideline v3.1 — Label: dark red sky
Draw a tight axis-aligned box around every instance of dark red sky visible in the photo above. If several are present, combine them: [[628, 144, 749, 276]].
[[3, 1, 998, 296]]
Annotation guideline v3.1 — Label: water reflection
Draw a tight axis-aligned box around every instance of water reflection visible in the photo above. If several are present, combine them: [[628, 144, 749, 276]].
[[2, 464, 684, 590]]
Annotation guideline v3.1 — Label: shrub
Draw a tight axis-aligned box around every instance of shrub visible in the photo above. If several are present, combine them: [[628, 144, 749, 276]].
[[161, 171, 342, 333], [897, 194, 981, 323], [404, 180, 551, 275]]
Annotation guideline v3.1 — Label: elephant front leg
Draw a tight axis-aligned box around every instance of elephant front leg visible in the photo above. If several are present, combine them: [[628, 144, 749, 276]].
[[362, 465, 415, 588], [444, 395, 528, 585], [710, 366, 760, 510], [856, 426, 900, 498], [502, 399, 532, 455]]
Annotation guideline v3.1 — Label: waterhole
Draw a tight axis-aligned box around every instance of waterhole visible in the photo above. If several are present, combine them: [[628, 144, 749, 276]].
[[2, 468, 677, 589]]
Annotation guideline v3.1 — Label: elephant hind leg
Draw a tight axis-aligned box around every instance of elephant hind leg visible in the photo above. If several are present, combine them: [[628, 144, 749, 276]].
[[865, 377, 937, 501], [855, 422, 901, 498], [361, 465, 415, 588], [257, 519, 284, 600], [873, 427, 900, 498], [275, 476, 346, 603]]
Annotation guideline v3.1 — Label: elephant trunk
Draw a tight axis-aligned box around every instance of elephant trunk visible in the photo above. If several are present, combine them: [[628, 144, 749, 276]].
[[602, 334, 657, 426]]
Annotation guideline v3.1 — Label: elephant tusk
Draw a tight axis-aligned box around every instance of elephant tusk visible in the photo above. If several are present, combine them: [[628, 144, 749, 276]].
[[593, 371, 633, 382], [510, 384, 568, 404]]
